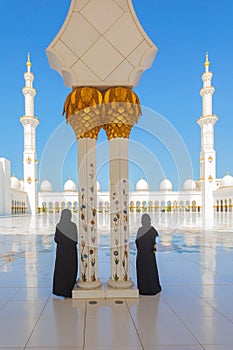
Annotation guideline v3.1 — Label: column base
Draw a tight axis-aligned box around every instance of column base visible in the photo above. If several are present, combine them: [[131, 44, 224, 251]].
[[76, 279, 102, 290], [105, 282, 138, 298], [72, 281, 138, 299], [107, 278, 134, 289]]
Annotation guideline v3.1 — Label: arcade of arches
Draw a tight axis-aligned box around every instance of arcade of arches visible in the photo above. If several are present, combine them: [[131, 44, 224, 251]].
[[37, 200, 200, 213], [11, 198, 233, 215]]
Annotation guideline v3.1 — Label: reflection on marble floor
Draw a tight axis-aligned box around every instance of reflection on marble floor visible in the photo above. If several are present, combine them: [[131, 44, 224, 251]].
[[0, 213, 233, 349]]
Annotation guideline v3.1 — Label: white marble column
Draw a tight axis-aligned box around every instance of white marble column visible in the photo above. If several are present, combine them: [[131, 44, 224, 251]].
[[107, 138, 133, 288], [77, 138, 102, 289]]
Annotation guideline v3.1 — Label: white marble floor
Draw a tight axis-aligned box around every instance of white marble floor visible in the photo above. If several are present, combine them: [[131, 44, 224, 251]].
[[0, 213, 233, 349]]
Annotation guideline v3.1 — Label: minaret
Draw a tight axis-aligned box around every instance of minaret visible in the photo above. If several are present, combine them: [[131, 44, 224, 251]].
[[20, 54, 39, 214], [197, 53, 218, 227]]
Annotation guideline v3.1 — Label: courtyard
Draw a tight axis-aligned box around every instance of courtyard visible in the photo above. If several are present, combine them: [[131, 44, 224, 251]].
[[0, 213, 233, 349]]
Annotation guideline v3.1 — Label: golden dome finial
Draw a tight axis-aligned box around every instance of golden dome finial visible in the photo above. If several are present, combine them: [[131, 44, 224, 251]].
[[26, 52, 32, 70], [204, 52, 210, 70]]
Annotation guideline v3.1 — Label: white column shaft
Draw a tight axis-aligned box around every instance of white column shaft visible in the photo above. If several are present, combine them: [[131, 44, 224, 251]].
[[77, 138, 101, 288], [108, 138, 133, 288]]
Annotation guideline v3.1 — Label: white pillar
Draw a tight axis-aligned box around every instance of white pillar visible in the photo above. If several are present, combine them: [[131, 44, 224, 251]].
[[0, 158, 11, 216], [77, 138, 102, 289], [107, 138, 133, 288]]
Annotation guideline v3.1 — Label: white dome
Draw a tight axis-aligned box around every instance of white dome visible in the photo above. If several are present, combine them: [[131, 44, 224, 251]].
[[19, 180, 24, 191], [183, 178, 197, 191], [10, 176, 20, 190], [40, 179, 52, 192], [160, 178, 173, 191], [136, 178, 148, 192], [64, 179, 76, 192], [220, 174, 233, 188], [97, 181, 101, 192]]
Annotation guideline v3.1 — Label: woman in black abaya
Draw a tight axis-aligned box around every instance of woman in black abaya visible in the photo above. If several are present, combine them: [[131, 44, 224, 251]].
[[136, 213, 161, 295], [53, 209, 78, 298]]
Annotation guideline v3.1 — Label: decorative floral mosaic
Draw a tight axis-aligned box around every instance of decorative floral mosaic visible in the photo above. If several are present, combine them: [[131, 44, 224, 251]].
[[79, 163, 97, 282], [112, 179, 129, 282]]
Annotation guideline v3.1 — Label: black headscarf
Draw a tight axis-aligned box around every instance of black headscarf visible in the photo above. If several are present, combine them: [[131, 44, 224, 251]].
[[136, 213, 152, 239], [56, 209, 77, 242]]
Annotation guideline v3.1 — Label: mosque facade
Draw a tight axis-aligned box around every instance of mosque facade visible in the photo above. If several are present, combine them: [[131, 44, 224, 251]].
[[0, 55, 233, 217]]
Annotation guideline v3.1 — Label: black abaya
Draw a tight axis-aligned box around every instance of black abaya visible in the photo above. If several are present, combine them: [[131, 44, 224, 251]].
[[136, 226, 161, 295], [53, 210, 78, 298]]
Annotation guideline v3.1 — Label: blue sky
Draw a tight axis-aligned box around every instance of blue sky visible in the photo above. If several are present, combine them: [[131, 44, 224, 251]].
[[0, 0, 233, 191]]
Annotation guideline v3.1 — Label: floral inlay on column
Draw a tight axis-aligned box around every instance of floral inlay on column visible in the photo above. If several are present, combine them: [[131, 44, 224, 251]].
[[112, 179, 129, 282], [112, 195, 120, 281], [79, 162, 98, 283], [122, 179, 129, 281], [80, 187, 88, 282], [88, 163, 97, 282]]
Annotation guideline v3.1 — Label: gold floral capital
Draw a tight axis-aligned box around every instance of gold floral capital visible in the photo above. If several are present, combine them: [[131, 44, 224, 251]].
[[103, 87, 141, 140], [63, 86, 141, 140], [63, 87, 103, 139]]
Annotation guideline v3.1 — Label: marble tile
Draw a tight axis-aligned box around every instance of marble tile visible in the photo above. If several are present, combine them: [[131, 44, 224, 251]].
[[127, 294, 171, 319], [0, 348, 24, 350], [0, 287, 17, 299], [145, 347, 203, 350], [38, 276, 53, 288], [40, 298, 85, 320], [184, 314, 233, 345], [161, 288, 221, 320], [26, 348, 83, 350], [11, 287, 51, 301], [132, 313, 199, 346], [0, 319, 36, 347], [0, 298, 10, 310], [84, 347, 143, 350], [189, 285, 233, 322], [203, 346, 233, 350], [0, 300, 46, 320], [86, 299, 130, 319], [85, 317, 141, 347], [26, 318, 84, 347]]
